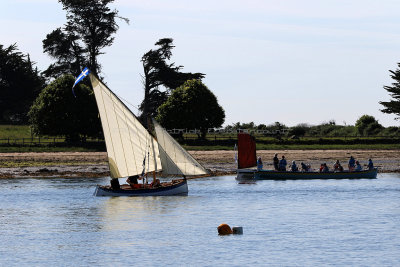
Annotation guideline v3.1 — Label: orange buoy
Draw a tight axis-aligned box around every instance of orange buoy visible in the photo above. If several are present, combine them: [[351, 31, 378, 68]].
[[217, 223, 233, 235]]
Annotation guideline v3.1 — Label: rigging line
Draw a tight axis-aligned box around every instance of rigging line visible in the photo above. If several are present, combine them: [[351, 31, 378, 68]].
[[142, 137, 148, 179], [147, 146, 150, 172], [115, 93, 141, 114], [99, 73, 141, 113]]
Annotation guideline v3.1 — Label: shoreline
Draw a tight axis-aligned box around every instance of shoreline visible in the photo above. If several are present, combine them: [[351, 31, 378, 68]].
[[0, 150, 399, 178]]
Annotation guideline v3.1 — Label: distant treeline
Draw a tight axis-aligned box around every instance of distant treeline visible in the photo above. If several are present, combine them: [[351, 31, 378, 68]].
[[220, 116, 400, 138]]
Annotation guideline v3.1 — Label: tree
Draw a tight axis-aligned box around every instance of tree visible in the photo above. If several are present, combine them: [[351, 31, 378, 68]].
[[288, 124, 309, 137], [43, 0, 128, 79], [0, 43, 45, 124], [355, 115, 383, 136], [380, 63, 400, 120], [156, 79, 225, 139], [140, 38, 205, 121], [28, 74, 101, 141], [42, 27, 85, 79]]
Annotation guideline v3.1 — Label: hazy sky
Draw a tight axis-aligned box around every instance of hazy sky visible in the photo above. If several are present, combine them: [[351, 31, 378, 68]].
[[1, 0, 400, 127]]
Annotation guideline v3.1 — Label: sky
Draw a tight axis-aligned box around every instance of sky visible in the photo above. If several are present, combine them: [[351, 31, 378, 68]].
[[1, 0, 400, 127]]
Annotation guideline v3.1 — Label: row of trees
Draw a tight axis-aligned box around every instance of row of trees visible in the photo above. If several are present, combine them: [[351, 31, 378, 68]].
[[0, 44, 45, 124], [225, 115, 400, 137]]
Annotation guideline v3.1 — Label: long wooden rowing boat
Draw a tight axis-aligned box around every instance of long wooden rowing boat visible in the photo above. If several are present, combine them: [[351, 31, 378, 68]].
[[236, 132, 377, 180], [237, 168, 377, 180]]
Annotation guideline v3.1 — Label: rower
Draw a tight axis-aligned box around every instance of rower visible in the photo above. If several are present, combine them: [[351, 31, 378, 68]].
[[257, 156, 263, 171], [367, 159, 374, 170]]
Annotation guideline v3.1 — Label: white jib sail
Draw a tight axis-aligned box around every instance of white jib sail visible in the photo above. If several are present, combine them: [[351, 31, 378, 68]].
[[153, 119, 208, 176], [89, 74, 161, 178]]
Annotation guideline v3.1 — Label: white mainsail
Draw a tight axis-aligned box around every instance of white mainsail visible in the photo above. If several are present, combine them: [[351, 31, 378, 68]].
[[153, 119, 208, 176], [89, 74, 161, 178]]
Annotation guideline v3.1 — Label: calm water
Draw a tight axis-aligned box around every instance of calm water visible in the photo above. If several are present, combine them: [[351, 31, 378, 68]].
[[0, 174, 399, 266]]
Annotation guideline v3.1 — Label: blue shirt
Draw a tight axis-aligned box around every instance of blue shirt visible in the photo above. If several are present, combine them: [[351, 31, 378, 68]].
[[291, 163, 298, 171], [368, 160, 374, 170], [349, 157, 355, 167], [279, 159, 287, 169], [257, 162, 263, 171], [355, 164, 362, 171]]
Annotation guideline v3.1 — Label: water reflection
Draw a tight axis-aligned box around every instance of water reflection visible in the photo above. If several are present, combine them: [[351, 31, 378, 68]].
[[97, 195, 190, 232], [237, 180, 257, 185]]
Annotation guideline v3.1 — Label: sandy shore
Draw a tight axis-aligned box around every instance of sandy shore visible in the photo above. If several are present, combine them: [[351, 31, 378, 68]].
[[0, 150, 399, 178]]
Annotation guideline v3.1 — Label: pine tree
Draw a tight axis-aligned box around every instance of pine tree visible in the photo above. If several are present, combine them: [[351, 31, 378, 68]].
[[380, 63, 400, 120], [140, 38, 205, 121], [43, 0, 128, 79]]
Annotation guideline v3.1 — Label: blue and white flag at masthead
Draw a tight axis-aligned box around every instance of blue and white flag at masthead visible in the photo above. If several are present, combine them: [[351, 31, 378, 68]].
[[72, 67, 90, 97]]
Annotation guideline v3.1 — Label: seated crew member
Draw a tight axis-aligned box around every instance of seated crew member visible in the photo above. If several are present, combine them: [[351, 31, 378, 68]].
[[279, 155, 287, 171], [367, 159, 374, 170], [257, 156, 263, 171], [348, 156, 356, 171], [127, 175, 141, 188], [320, 163, 329, 173], [333, 160, 343, 172], [355, 161, 362, 171], [151, 178, 161, 187], [273, 154, 279, 171], [301, 162, 308, 172], [319, 163, 324, 172], [290, 161, 298, 172]]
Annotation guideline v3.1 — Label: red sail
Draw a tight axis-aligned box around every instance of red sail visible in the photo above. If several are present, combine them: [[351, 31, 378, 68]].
[[237, 133, 257, 169]]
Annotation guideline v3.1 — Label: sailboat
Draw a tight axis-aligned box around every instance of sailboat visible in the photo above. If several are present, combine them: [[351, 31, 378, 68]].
[[236, 132, 377, 180], [73, 68, 208, 196]]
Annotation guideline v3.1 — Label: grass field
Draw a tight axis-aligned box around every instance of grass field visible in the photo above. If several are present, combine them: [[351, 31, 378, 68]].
[[0, 125, 32, 139]]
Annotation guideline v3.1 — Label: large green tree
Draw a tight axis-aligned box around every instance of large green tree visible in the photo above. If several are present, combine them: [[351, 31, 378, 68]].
[[140, 38, 205, 121], [43, 0, 128, 79], [380, 63, 400, 120], [28, 75, 101, 141], [156, 79, 225, 139], [0, 43, 45, 124], [355, 115, 383, 136]]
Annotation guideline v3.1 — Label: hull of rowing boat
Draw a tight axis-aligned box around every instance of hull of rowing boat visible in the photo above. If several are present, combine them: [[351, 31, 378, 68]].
[[237, 168, 378, 180]]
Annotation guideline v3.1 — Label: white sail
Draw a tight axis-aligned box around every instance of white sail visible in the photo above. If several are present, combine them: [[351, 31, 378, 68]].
[[153, 119, 208, 176], [89, 74, 161, 178]]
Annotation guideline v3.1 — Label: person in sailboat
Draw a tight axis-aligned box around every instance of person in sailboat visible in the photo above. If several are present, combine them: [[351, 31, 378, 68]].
[[127, 175, 142, 188], [151, 177, 161, 188], [110, 178, 120, 190], [257, 156, 263, 171]]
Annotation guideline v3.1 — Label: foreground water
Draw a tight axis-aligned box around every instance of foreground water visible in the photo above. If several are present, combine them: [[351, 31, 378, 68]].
[[0, 174, 399, 266]]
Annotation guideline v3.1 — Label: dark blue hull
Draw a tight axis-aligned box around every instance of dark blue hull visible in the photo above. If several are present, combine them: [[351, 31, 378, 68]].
[[94, 179, 188, 196], [237, 168, 378, 180]]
